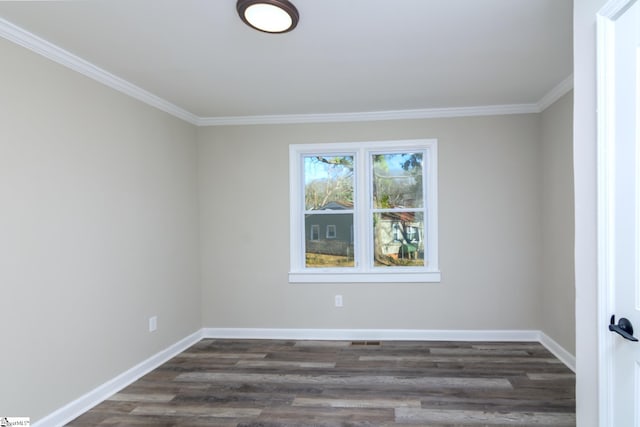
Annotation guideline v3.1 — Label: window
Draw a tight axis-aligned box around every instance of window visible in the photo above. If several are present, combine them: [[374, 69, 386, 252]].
[[310, 225, 320, 241], [289, 139, 439, 283]]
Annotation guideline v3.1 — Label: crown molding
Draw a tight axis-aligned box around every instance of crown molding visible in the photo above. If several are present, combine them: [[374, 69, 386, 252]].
[[598, 0, 634, 19], [196, 103, 540, 126], [1, 17, 572, 128], [537, 74, 574, 111], [0, 17, 199, 125]]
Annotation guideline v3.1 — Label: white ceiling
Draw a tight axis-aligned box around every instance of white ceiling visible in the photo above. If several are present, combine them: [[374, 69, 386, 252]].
[[0, 0, 573, 124]]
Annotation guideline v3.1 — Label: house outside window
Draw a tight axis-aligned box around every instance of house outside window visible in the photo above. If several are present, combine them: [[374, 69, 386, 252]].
[[289, 139, 440, 283]]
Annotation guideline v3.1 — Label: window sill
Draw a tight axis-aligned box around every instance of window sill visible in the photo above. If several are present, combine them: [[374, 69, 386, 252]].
[[288, 271, 441, 283]]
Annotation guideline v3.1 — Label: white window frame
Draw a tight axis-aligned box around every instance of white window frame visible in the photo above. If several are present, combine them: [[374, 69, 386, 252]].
[[289, 139, 440, 283], [326, 224, 337, 239], [310, 224, 320, 241]]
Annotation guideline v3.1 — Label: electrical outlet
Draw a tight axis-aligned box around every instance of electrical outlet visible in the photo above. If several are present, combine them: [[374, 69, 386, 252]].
[[149, 316, 157, 332], [335, 295, 343, 307]]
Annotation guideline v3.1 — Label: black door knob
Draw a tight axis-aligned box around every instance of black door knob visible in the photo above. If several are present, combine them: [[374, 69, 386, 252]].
[[609, 315, 639, 342]]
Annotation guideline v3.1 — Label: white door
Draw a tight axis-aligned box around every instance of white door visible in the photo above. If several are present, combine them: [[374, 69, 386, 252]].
[[598, 0, 640, 425]]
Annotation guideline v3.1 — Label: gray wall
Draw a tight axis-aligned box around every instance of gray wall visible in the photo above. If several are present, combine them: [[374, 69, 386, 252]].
[[198, 116, 545, 331], [540, 92, 575, 354], [0, 38, 201, 420]]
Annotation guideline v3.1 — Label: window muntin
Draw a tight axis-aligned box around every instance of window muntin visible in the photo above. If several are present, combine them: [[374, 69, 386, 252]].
[[290, 140, 439, 283]]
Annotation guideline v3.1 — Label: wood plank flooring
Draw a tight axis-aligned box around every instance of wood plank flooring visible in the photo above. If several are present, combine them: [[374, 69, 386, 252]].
[[66, 339, 575, 426]]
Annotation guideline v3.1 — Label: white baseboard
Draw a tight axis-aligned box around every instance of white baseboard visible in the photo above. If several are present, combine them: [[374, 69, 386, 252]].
[[203, 328, 575, 372], [538, 331, 576, 372], [34, 327, 575, 426], [32, 329, 203, 427], [202, 327, 542, 342]]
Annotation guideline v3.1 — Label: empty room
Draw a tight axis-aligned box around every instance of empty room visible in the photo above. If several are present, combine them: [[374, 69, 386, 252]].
[[1, 0, 636, 426]]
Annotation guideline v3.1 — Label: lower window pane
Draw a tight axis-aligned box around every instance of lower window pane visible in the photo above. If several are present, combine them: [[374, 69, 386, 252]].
[[305, 213, 354, 268], [373, 212, 425, 267]]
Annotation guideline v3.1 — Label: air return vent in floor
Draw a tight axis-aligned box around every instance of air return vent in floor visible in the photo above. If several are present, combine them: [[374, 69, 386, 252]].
[[351, 341, 381, 346]]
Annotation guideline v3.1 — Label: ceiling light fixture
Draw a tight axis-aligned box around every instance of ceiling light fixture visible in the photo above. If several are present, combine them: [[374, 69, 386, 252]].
[[236, 0, 299, 34]]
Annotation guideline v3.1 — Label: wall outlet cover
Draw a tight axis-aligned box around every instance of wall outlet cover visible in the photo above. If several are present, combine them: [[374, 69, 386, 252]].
[[149, 316, 158, 332]]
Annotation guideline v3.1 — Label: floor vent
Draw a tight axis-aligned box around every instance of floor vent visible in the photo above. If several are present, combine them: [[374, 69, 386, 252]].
[[351, 341, 381, 346]]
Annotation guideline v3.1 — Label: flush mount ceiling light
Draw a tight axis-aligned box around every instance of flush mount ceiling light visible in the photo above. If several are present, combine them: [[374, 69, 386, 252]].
[[237, 0, 299, 33]]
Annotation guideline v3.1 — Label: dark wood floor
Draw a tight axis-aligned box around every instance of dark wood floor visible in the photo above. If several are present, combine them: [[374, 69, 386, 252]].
[[66, 339, 575, 426]]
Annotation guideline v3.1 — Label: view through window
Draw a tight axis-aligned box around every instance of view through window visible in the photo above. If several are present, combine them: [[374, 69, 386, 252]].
[[290, 140, 439, 283]]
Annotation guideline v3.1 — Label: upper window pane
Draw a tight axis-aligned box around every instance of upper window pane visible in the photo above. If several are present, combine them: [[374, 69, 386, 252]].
[[372, 153, 423, 209], [304, 155, 354, 211]]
